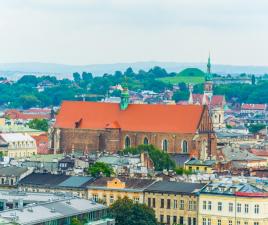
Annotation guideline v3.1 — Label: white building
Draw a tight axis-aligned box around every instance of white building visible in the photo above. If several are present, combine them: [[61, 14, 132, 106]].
[[0, 133, 37, 158]]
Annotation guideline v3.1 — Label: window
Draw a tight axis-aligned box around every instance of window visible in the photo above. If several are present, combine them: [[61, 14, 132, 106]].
[[143, 137, 149, 145], [173, 216, 177, 224], [218, 220, 221, 225], [167, 215, 170, 225], [110, 195, 114, 204], [208, 218, 211, 225], [188, 217, 192, 225], [237, 221, 241, 225], [208, 201, 212, 210], [152, 198, 155, 208], [162, 139, 168, 152], [179, 217, 184, 225], [179, 200, 184, 210], [203, 218, 207, 225], [167, 199, 171, 209], [160, 215, 164, 223], [125, 136, 131, 148], [244, 222, 248, 225], [244, 204, 249, 213], [148, 198, 151, 207], [173, 200, 177, 209], [229, 221, 233, 225], [203, 201, 207, 210], [160, 199, 164, 208], [218, 202, 222, 211], [193, 218, 196, 225], [229, 203, 233, 212], [182, 140, 188, 153], [92, 194, 98, 202], [189, 201, 196, 211], [254, 222, 259, 225], [134, 197, 139, 203], [254, 204, 259, 214], [237, 203, 241, 213]]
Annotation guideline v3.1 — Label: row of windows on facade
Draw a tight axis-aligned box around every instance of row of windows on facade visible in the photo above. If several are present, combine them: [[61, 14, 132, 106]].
[[203, 218, 259, 225], [92, 194, 139, 204], [147, 198, 196, 211], [9, 141, 35, 149], [8, 151, 35, 158], [160, 215, 197, 225], [203, 201, 260, 214], [124, 136, 188, 152]]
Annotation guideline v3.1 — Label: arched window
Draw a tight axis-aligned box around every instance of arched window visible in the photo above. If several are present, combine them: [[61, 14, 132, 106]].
[[162, 139, 168, 152], [125, 136, 131, 148], [182, 140, 188, 153], [143, 137, 149, 145]]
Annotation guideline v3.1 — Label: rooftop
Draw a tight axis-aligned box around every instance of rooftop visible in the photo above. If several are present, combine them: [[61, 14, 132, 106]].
[[0, 166, 29, 177], [144, 181, 205, 194], [55, 101, 206, 133]]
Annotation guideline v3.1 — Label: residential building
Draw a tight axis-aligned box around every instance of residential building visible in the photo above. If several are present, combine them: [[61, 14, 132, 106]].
[[184, 158, 216, 174], [18, 173, 95, 199], [0, 133, 37, 158], [88, 177, 155, 206], [199, 182, 268, 225], [144, 181, 205, 225], [0, 166, 32, 188]]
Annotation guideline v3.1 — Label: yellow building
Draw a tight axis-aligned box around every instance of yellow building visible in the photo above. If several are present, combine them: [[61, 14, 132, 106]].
[[88, 177, 155, 206], [0, 133, 37, 158], [144, 181, 205, 225], [199, 182, 268, 225], [184, 158, 216, 174]]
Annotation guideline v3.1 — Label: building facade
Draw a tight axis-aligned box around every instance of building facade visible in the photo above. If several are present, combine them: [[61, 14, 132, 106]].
[[199, 182, 268, 225], [51, 99, 217, 160], [144, 181, 205, 225]]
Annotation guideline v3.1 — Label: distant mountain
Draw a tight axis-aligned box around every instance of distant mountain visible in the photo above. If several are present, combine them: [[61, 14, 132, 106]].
[[0, 61, 268, 80]]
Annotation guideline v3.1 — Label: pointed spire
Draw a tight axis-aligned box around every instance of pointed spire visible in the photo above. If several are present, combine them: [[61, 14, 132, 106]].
[[120, 76, 129, 110], [188, 84, 193, 104], [207, 52, 211, 74]]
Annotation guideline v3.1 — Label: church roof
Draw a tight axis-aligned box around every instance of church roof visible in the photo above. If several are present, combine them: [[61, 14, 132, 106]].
[[54, 101, 205, 133], [192, 94, 225, 108]]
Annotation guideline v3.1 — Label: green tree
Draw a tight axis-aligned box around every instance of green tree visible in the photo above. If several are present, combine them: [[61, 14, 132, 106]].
[[28, 119, 49, 131], [19, 95, 41, 109], [70, 217, 82, 225], [88, 162, 114, 177], [110, 197, 158, 225], [247, 124, 266, 134], [73, 72, 81, 83], [122, 145, 176, 171]]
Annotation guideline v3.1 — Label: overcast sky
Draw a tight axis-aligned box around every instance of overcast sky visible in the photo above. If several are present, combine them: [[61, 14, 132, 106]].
[[0, 0, 267, 66]]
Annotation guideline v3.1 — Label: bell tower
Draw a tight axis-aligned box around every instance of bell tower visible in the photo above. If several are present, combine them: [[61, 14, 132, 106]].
[[203, 54, 213, 101]]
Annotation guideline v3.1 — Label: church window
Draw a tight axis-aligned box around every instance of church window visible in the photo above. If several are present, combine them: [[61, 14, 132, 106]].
[[125, 136, 131, 148], [162, 139, 168, 152], [182, 140, 188, 153], [143, 137, 149, 145]]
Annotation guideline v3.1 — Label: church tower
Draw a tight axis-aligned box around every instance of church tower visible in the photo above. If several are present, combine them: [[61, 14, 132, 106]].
[[203, 54, 213, 101], [120, 77, 129, 110]]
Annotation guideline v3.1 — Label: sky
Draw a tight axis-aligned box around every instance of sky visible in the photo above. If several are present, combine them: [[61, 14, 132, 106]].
[[0, 0, 268, 66]]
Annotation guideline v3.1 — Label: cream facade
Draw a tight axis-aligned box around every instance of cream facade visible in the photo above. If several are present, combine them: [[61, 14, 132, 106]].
[[0, 133, 37, 158], [199, 183, 268, 225]]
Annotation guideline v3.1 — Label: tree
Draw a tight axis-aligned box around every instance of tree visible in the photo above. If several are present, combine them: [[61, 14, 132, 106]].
[[124, 67, 135, 77], [19, 95, 40, 109], [82, 72, 93, 83], [18, 75, 38, 86], [110, 197, 158, 225], [28, 119, 49, 131], [247, 124, 266, 134], [88, 162, 114, 177], [122, 145, 176, 171], [70, 217, 82, 225], [73, 72, 81, 83]]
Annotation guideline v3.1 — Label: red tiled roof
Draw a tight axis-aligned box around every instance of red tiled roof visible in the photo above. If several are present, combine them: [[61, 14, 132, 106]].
[[250, 149, 268, 157], [5, 109, 50, 120], [210, 95, 225, 107], [241, 104, 266, 110], [55, 101, 205, 133]]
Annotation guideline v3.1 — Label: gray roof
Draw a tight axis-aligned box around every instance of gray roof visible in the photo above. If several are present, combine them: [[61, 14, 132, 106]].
[[145, 181, 205, 194], [185, 159, 216, 166], [0, 166, 28, 177], [222, 146, 265, 161], [0, 197, 107, 225]]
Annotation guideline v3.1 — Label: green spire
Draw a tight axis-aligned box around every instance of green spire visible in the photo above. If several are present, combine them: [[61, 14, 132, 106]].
[[205, 53, 212, 81], [120, 76, 129, 110]]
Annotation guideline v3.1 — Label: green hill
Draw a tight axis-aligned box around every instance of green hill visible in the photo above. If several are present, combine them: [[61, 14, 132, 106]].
[[158, 68, 205, 84]]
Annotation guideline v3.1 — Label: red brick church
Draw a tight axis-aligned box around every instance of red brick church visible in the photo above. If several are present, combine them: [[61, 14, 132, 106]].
[[50, 88, 217, 160]]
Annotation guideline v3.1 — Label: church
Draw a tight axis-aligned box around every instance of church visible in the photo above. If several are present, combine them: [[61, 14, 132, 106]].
[[188, 56, 226, 129], [50, 85, 217, 160]]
